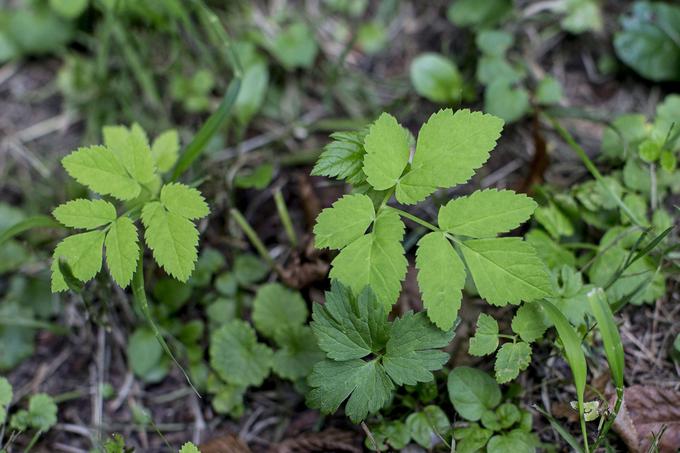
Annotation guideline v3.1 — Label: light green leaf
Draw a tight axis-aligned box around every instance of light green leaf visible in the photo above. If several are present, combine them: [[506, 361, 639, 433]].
[[329, 208, 407, 307], [234, 62, 269, 125], [210, 320, 273, 387], [415, 232, 465, 330], [460, 237, 553, 306], [127, 327, 167, 383], [269, 22, 318, 70], [447, 366, 501, 421], [49, 0, 88, 18], [438, 189, 536, 238], [105, 216, 139, 288], [307, 359, 393, 423], [406, 405, 451, 449], [179, 442, 201, 453], [0, 376, 12, 425], [477, 30, 513, 56], [160, 183, 210, 220], [51, 230, 105, 291], [487, 430, 537, 453], [601, 114, 648, 160], [484, 80, 530, 124], [233, 254, 268, 285], [495, 342, 532, 383], [27, 393, 58, 432], [363, 113, 410, 190], [511, 303, 548, 343], [62, 146, 141, 200], [534, 202, 574, 239], [252, 283, 308, 339], [314, 194, 375, 249], [311, 130, 368, 185], [53, 199, 116, 230], [454, 425, 493, 453], [410, 53, 463, 104], [536, 76, 563, 105], [151, 129, 179, 173], [469, 313, 499, 356], [397, 109, 504, 204], [142, 201, 199, 282], [447, 0, 511, 27], [382, 312, 454, 385], [103, 124, 156, 184]]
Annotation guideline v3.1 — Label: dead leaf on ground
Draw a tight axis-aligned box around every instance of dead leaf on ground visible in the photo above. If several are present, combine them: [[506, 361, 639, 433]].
[[270, 428, 361, 453], [613, 385, 680, 452], [200, 433, 252, 453]]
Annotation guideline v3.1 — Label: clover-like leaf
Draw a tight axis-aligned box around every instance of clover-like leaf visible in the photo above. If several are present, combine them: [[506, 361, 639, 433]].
[[210, 320, 273, 387]]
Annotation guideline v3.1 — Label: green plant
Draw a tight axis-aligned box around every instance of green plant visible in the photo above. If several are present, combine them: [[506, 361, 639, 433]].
[[171, 70, 216, 113], [312, 109, 553, 331], [50, 123, 209, 292], [448, 367, 539, 452], [0, 380, 58, 453], [409, 53, 467, 104]]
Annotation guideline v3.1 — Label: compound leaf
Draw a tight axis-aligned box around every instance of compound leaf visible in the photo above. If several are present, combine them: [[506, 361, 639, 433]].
[[415, 232, 465, 330], [495, 342, 532, 383], [469, 313, 499, 356], [51, 230, 105, 291], [363, 113, 411, 190], [62, 146, 141, 200], [460, 237, 552, 306], [438, 189, 536, 238], [160, 183, 210, 220], [396, 109, 503, 204], [210, 320, 273, 387], [314, 194, 375, 249], [105, 216, 139, 288], [53, 199, 117, 229]]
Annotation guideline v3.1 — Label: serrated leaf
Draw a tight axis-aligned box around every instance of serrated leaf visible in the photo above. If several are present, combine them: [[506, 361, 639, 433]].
[[460, 237, 552, 306], [396, 109, 503, 204], [447, 366, 501, 421], [511, 303, 548, 343], [105, 216, 139, 287], [151, 129, 179, 173], [307, 359, 393, 423], [314, 194, 375, 249], [53, 199, 116, 229], [469, 313, 499, 356], [272, 326, 324, 380], [51, 230, 105, 291], [495, 342, 532, 383], [329, 208, 407, 307], [362, 113, 411, 190], [382, 312, 454, 385], [104, 124, 156, 184], [160, 183, 210, 220], [311, 130, 368, 185], [62, 146, 141, 200], [415, 232, 465, 330], [142, 201, 199, 282], [438, 189, 536, 238], [179, 442, 200, 453], [311, 282, 389, 361], [27, 393, 58, 432], [252, 283, 308, 339], [210, 320, 273, 387]]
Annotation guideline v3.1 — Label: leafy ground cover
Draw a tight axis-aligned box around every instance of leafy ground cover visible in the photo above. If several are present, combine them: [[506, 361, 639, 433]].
[[0, 0, 679, 452]]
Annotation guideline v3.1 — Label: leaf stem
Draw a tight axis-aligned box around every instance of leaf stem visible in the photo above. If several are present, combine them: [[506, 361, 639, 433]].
[[273, 189, 298, 248], [390, 207, 440, 233]]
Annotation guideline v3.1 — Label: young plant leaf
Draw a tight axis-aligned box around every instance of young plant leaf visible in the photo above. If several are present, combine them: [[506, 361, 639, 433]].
[[252, 283, 308, 339], [160, 183, 210, 220], [105, 216, 139, 288], [210, 320, 273, 387], [495, 342, 532, 383], [313, 194, 375, 249], [469, 313, 499, 356], [511, 303, 549, 343], [311, 130, 368, 185], [51, 230, 105, 291], [151, 129, 180, 173], [362, 113, 411, 190]]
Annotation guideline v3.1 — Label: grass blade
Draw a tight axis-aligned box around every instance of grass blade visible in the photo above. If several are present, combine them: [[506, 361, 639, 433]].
[[534, 405, 585, 453], [0, 215, 61, 247]]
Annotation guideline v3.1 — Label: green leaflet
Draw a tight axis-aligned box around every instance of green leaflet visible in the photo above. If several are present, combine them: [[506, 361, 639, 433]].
[[329, 208, 407, 307], [105, 216, 139, 288], [311, 130, 368, 185], [104, 123, 156, 184], [511, 303, 548, 343], [252, 283, 308, 339], [313, 194, 375, 249], [53, 199, 117, 229], [179, 442, 200, 453], [160, 183, 210, 220], [210, 320, 273, 387], [468, 313, 499, 356], [415, 232, 465, 330], [363, 112, 411, 190], [460, 237, 553, 306], [447, 366, 501, 421], [51, 230, 105, 292], [495, 342, 532, 383], [151, 129, 180, 173], [438, 189, 536, 238], [396, 109, 503, 204]]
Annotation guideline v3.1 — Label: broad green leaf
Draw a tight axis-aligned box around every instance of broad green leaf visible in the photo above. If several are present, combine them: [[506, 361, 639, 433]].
[[51, 230, 105, 291], [484, 80, 529, 123], [272, 326, 324, 380], [53, 199, 116, 229], [454, 425, 493, 453], [62, 146, 141, 200], [476, 30, 513, 56], [511, 303, 548, 343], [307, 359, 393, 423], [329, 208, 407, 307], [252, 283, 308, 339], [105, 216, 139, 288], [179, 442, 201, 453], [210, 320, 273, 387], [406, 405, 451, 449], [410, 53, 463, 104], [496, 403, 521, 429], [127, 327, 167, 383], [311, 130, 368, 185], [536, 76, 563, 105], [397, 109, 503, 204], [103, 124, 155, 184], [151, 129, 179, 173], [415, 232, 465, 330], [487, 430, 537, 453], [382, 312, 454, 385], [654, 94, 680, 149], [314, 194, 375, 249], [561, 0, 602, 34], [469, 313, 499, 356], [142, 201, 199, 282], [447, 0, 511, 27], [0, 376, 11, 425], [269, 22, 318, 70], [601, 114, 648, 160], [363, 113, 410, 190], [460, 237, 553, 306], [233, 254, 268, 285], [311, 282, 389, 361], [160, 183, 210, 220], [26, 393, 58, 432], [495, 342, 532, 383], [234, 164, 273, 189], [447, 366, 501, 421], [438, 189, 536, 238], [49, 0, 88, 18], [586, 289, 624, 390], [234, 62, 269, 125]]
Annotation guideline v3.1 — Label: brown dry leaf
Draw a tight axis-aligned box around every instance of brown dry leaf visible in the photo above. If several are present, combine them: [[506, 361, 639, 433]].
[[200, 433, 252, 453], [613, 385, 680, 452], [270, 428, 361, 453]]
